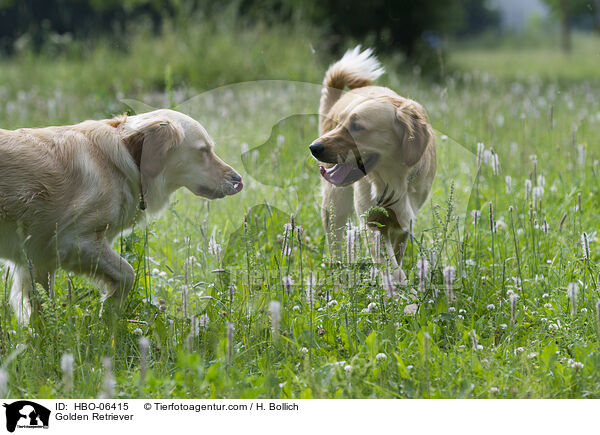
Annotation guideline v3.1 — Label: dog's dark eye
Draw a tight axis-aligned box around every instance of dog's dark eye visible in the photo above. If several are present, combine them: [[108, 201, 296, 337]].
[[349, 118, 364, 132]]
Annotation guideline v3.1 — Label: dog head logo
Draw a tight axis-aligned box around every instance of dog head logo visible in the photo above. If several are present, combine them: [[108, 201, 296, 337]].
[[2, 401, 50, 432]]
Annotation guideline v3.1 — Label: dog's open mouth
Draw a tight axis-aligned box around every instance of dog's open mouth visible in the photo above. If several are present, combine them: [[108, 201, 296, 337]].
[[319, 154, 379, 186]]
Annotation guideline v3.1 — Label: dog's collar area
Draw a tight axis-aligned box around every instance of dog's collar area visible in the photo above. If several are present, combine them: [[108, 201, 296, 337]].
[[119, 128, 147, 211]]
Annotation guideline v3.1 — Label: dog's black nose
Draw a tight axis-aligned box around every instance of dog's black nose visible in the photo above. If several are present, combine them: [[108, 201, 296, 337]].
[[229, 172, 242, 183], [310, 143, 324, 157]]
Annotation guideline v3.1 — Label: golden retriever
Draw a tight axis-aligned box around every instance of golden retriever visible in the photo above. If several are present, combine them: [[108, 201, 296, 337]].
[[309, 46, 436, 287], [0, 109, 243, 323]]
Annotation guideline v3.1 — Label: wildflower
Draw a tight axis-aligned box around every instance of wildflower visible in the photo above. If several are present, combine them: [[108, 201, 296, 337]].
[[299, 347, 309, 355], [491, 152, 500, 175], [509, 293, 519, 323], [524, 179, 532, 200], [327, 299, 338, 307], [0, 369, 7, 397], [496, 218, 507, 231], [488, 203, 497, 234], [375, 353, 387, 361], [458, 314, 464, 320], [151, 268, 160, 276], [499, 323, 507, 329], [516, 347, 525, 353], [208, 235, 221, 259], [541, 221, 550, 234], [581, 308, 588, 313], [465, 259, 476, 266], [99, 358, 115, 399], [269, 301, 281, 340], [471, 210, 481, 225], [476, 344, 483, 350], [306, 273, 316, 306], [282, 223, 293, 257], [537, 174, 546, 187], [346, 223, 359, 264], [199, 313, 209, 328], [138, 337, 150, 385], [581, 232, 590, 260], [292, 305, 301, 312], [567, 359, 584, 371], [417, 256, 428, 292], [505, 176, 512, 193], [577, 144, 586, 167], [227, 323, 235, 362], [367, 302, 377, 312], [532, 186, 544, 201], [548, 323, 558, 332], [542, 293, 550, 298], [567, 282, 578, 316], [476, 142, 485, 165], [459, 309, 466, 314], [448, 307, 456, 313], [544, 303, 552, 308], [443, 266, 456, 304], [133, 328, 143, 336], [344, 364, 352, 374], [60, 353, 74, 392], [282, 275, 294, 295], [490, 386, 499, 394], [487, 304, 495, 310], [528, 352, 537, 359]]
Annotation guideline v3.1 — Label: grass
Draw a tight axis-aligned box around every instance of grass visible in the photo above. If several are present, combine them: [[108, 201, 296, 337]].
[[1, 20, 600, 398]]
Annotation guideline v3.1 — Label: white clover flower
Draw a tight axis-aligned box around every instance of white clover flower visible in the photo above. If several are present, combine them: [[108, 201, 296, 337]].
[[490, 386, 499, 394], [548, 323, 558, 331], [459, 309, 466, 314], [500, 323, 507, 329], [344, 364, 352, 373], [292, 305, 301, 312], [327, 299, 338, 307], [133, 328, 143, 335], [375, 353, 387, 361], [367, 302, 377, 312], [487, 304, 495, 310], [448, 307, 456, 313], [158, 271, 167, 278], [542, 293, 550, 298], [516, 347, 525, 353], [299, 347, 309, 355], [458, 315, 464, 320], [528, 352, 537, 359], [476, 344, 483, 350], [151, 268, 160, 276]]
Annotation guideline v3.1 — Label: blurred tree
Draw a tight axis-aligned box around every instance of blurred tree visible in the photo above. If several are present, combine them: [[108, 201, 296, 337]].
[[541, 0, 596, 52]]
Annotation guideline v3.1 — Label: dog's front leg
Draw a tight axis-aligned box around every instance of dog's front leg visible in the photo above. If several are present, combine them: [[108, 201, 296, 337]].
[[63, 237, 135, 316]]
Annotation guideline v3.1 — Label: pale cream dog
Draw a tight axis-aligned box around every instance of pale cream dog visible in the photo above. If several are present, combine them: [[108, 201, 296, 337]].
[[0, 109, 243, 322], [310, 47, 436, 286]]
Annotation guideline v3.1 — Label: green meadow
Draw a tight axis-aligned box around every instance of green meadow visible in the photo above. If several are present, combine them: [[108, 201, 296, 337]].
[[1, 19, 600, 398]]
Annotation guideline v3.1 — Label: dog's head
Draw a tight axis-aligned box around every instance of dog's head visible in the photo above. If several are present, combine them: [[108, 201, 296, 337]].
[[309, 96, 431, 186], [122, 109, 243, 200]]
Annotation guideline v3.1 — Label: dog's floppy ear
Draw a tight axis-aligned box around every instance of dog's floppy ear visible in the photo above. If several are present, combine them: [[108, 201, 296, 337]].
[[395, 105, 431, 167], [123, 119, 183, 193]]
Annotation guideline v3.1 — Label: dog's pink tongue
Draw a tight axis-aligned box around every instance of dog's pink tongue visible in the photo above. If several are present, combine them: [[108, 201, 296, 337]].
[[320, 163, 353, 185]]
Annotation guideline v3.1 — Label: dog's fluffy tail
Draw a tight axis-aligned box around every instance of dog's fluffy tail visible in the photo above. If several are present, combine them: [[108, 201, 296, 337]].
[[319, 46, 384, 130]]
